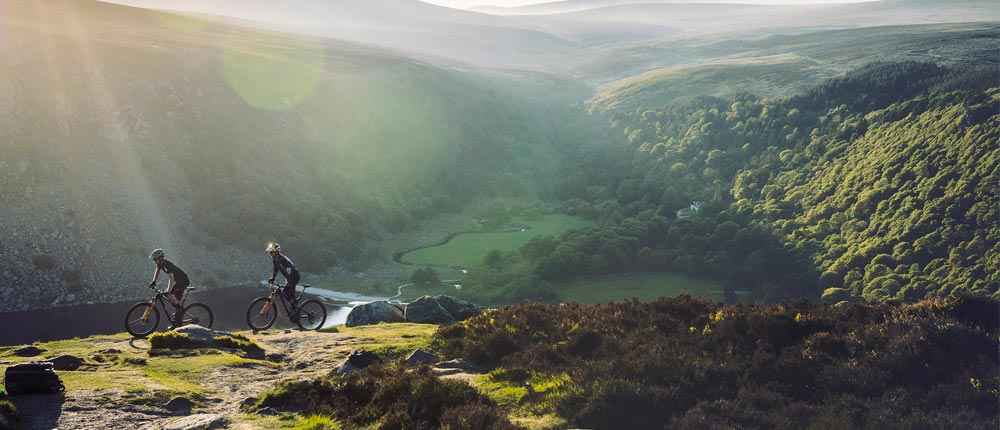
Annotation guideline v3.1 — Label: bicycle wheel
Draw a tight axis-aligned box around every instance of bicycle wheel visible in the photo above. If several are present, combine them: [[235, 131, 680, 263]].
[[182, 303, 214, 328], [125, 302, 160, 338], [247, 297, 278, 330], [294, 299, 327, 331]]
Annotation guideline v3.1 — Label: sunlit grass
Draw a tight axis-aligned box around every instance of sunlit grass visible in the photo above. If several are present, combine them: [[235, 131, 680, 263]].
[[402, 214, 593, 268], [319, 323, 437, 360], [545, 272, 723, 303]]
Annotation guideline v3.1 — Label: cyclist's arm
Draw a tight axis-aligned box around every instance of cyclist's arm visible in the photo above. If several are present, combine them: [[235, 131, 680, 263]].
[[150, 266, 161, 286]]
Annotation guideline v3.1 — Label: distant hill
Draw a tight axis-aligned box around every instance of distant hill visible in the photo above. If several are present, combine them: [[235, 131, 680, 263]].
[[0, 0, 602, 312]]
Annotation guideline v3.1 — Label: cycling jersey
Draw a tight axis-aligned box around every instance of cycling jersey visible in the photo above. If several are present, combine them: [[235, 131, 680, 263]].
[[158, 259, 189, 284], [272, 254, 298, 279]]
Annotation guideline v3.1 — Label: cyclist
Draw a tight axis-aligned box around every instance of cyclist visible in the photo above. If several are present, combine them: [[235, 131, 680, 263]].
[[266, 243, 301, 309], [148, 248, 189, 328]]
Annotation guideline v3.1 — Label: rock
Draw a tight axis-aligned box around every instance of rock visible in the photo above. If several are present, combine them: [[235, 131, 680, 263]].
[[163, 396, 193, 416], [434, 295, 483, 321], [14, 345, 43, 357], [239, 397, 257, 411], [98, 348, 122, 354], [345, 301, 404, 327], [172, 325, 226, 343], [49, 354, 84, 371], [335, 350, 382, 375], [404, 296, 457, 325], [161, 414, 228, 430], [435, 358, 488, 374], [405, 349, 440, 366]]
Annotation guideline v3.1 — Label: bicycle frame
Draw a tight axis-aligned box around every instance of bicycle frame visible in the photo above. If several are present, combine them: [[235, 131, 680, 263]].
[[139, 288, 189, 323], [259, 283, 298, 318]]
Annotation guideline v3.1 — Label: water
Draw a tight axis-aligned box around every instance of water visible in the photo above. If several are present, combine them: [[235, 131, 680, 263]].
[[0, 286, 362, 346]]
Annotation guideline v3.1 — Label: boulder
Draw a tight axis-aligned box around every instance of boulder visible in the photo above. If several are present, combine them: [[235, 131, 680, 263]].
[[405, 349, 440, 366], [13, 345, 43, 357], [345, 301, 404, 327], [163, 396, 193, 415], [404, 296, 457, 325], [161, 414, 228, 430], [434, 296, 483, 321], [49, 355, 84, 371], [171, 325, 226, 344], [334, 350, 381, 375], [434, 358, 489, 374]]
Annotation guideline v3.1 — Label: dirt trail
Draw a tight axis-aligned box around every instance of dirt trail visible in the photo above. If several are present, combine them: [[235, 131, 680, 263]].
[[9, 330, 367, 430]]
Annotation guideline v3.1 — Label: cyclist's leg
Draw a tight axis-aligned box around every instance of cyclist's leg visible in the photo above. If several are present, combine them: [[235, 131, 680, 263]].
[[284, 272, 300, 307], [169, 280, 188, 327]]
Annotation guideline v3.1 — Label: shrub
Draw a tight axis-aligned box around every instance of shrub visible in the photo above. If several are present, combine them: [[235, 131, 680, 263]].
[[254, 364, 522, 430], [0, 400, 17, 419], [434, 295, 999, 429]]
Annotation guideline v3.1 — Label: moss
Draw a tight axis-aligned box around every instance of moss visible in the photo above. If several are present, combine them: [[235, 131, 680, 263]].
[[292, 415, 341, 430], [0, 400, 17, 420]]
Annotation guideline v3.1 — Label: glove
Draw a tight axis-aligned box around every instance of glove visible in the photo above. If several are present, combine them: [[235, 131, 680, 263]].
[[267, 277, 275, 284], [148, 281, 157, 289]]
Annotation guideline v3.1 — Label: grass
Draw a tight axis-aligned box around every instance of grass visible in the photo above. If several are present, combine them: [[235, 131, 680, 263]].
[[545, 272, 723, 303], [143, 352, 277, 394], [319, 323, 437, 361], [402, 214, 593, 268], [474, 370, 573, 430]]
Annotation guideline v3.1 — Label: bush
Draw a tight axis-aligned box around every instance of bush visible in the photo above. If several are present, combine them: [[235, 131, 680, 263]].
[[254, 364, 523, 430], [820, 287, 850, 304], [0, 400, 17, 420], [410, 267, 441, 286], [434, 295, 999, 429]]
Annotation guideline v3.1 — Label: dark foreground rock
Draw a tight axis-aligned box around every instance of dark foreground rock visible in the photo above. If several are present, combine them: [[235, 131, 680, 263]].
[[404, 296, 483, 325], [49, 355, 83, 371], [13, 346, 43, 357], [405, 349, 440, 366], [334, 350, 382, 375], [345, 301, 404, 327], [163, 396, 193, 416]]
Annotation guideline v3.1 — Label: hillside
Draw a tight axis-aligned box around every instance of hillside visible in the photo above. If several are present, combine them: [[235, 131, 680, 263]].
[[567, 60, 999, 302], [592, 23, 999, 109], [0, 0, 606, 312], [1, 296, 995, 429]]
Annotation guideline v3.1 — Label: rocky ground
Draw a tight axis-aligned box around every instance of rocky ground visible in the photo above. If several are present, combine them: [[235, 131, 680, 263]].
[[1, 323, 475, 430]]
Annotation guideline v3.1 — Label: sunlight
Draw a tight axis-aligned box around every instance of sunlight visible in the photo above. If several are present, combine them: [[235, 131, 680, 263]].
[[41, 1, 177, 257], [222, 29, 325, 111]]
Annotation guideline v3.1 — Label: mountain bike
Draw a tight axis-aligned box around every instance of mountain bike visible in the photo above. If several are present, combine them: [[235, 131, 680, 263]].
[[246, 281, 327, 331], [124, 285, 214, 337]]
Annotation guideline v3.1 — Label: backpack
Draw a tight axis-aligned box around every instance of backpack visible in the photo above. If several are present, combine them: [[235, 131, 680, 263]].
[[3, 362, 65, 395]]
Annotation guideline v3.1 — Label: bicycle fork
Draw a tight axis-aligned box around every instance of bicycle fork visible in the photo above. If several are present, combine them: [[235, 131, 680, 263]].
[[140, 300, 155, 322], [259, 297, 274, 317]]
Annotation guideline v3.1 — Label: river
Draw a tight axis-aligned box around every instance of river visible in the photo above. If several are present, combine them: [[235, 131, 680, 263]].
[[0, 286, 375, 347]]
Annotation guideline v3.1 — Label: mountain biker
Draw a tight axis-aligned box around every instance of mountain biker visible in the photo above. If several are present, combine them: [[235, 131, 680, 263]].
[[267, 243, 301, 308], [148, 248, 189, 328]]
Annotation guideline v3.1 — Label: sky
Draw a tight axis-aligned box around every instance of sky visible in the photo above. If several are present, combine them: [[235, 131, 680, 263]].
[[422, 0, 878, 9]]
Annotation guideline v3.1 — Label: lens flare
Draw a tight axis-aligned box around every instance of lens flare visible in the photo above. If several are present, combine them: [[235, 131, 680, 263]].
[[222, 30, 325, 111]]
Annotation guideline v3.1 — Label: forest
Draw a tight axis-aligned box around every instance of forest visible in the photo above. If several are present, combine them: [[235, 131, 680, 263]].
[[462, 61, 998, 303]]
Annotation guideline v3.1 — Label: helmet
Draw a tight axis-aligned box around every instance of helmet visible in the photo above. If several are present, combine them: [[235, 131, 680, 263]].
[[149, 249, 164, 260], [266, 243, 280, 253]]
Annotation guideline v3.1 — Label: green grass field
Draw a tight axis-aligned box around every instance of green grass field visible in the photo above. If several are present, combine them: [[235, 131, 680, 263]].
[[545, 272, 723, 304], [401, 214, 593, 268]]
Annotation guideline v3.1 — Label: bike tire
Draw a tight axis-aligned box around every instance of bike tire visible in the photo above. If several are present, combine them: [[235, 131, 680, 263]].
[[183, 303, 214, 328], [294, 299, 327, 331], [125, 302, 160, 338], [247, 297, 278, 330]]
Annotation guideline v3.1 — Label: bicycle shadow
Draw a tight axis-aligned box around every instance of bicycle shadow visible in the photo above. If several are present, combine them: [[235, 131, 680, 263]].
[[8, 392, 66, 429]]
